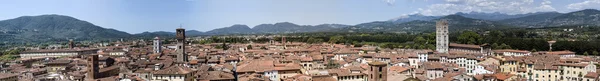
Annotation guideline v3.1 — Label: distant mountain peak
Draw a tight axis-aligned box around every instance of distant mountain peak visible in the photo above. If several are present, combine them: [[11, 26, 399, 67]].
[[388, 14, 440, 23], [581, 9, 599, 12]]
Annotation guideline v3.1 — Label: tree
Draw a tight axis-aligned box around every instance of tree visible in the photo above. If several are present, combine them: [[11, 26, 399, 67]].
[[424, 33, 436, 44], [458, 31, 482, 44], [488, 30, 505, 38], [0, 49, 20, 61], [498, 43, 512, 49], [328, 36, 344, 44], [491, 43, 499, 49], [246, 45, 253, 49], [584, 52, 589, 56], [414, 36, 427, 45], [216, 42, 229, 50], [325, 60, 340, 69], [593, 51, 599, 56], [306, 37, 324, 44], [426, 44, 435, 50]]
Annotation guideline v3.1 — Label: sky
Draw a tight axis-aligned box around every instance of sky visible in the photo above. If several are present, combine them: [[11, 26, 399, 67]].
[[0, 0, 598, 34]]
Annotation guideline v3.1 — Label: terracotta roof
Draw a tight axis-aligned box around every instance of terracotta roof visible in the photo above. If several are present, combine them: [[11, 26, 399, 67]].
[[585, 72, 598, 78], [312, 75, 336, 81], [153, 66, 194, 75], [449, 43, 481, 49], [0, 73, 18, 79], [544, 50, 575, 55], [300, 57, 313, 62], [368, 61, 387, 66], [422, 62, 444, 70], [237, 60, 301, 73], [389, 66, 409, 73], [99, 65, 120, 73], [327, 68, 366, 76], [197, 71, 235, 80], [493, 73, 513, 80], [493, 49, 530, 54], [21, 48, 99, 53]]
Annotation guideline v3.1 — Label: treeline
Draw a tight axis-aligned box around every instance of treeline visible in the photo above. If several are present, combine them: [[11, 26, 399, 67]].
[[0, 48, 22, 61], [451, 30, 600, 55], [192, 30, 599, 55]]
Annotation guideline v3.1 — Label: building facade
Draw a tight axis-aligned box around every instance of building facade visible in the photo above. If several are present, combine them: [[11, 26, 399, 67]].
[[153, 37, 161, 54], [436, 19, 449, 53]]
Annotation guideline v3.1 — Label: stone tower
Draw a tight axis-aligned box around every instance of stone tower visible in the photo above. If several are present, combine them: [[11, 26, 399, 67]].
[[369, 61, 387, 81], [176, 28, 188, 63], [87, 54, 99, 79], [436, 19, 449, 53], [282, 36, 286, 49], [68, 39, 74, 49], [153, 37, 161, 54]]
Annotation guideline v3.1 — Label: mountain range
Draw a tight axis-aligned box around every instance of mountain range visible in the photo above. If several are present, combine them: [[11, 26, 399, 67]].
[[1, 9, 600, 43]]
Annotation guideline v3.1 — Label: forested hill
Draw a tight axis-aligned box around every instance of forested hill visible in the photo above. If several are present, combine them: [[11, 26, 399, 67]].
[[0, 15, 131, 43]]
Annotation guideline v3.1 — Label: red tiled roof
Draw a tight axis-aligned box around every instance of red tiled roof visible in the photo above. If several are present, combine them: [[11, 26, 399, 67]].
[[494, 73, 513, 80], [449, 43, 481, 49]]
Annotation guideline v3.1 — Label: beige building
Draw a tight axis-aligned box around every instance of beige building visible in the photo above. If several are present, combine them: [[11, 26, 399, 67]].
[[152, 66, 196, 81], [20, 49, 98, 58], [0, 73, 18, 81]]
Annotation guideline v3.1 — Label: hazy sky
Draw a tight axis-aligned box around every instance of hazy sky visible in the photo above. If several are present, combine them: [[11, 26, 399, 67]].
[[0, 0, 598, 33]]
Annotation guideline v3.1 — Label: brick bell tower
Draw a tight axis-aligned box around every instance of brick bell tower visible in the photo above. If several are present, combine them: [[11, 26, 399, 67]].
[[87, 54, 99, 80]]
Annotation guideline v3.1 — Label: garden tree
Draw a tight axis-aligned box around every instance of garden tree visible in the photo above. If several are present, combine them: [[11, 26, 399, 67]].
[[491, 43, 499, 49], [426, 44, 435, 50], [194, 40, 213, 44], [381, 43, 404, 49], [531, 49, 537, 52], [488, 30, 505, 38], [423, 33, 436, 44], [328, 36, 344, 44], [418, 45, 426, 49], [413, 36, 427, 45], [498, 43, 512, 49], [325, 60, 340, 69], [306, 37, 324, 44], [0, 49, 21, 61], [584, 52, 589, 56], [0, 55, 17, 61], [246, 45, 253, 49], [216, 42, 230, 50], [458, 31, 482, 44], [593, 51, 599, 56]]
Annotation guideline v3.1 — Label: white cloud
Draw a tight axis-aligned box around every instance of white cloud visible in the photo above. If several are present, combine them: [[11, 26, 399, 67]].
[[417, 0, 556, 16], [567, 0, 600, 10], [384, 0, 396, 6]]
